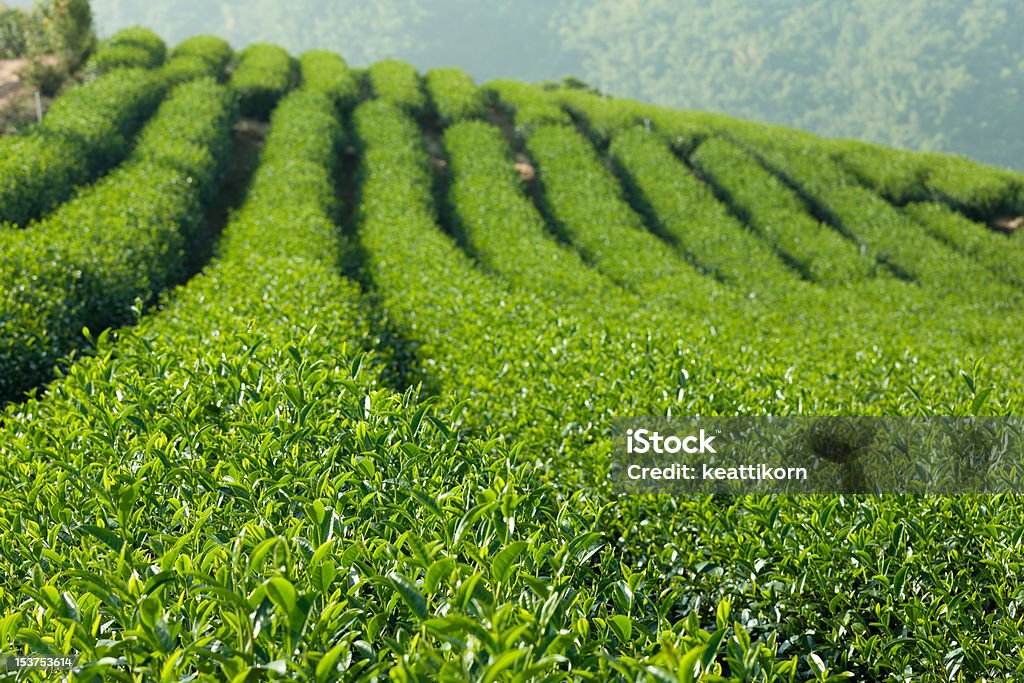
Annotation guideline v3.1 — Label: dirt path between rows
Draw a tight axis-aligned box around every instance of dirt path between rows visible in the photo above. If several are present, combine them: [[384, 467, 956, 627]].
[[0, 58, 31, 103], [0, 56, 59, 132], [992, 215, 1023, 234]]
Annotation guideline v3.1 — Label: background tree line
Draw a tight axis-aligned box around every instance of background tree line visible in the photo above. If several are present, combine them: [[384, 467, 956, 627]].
[[1, 0, 95, 92]]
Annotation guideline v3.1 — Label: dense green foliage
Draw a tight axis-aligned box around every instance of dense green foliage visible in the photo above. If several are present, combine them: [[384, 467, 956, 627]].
[[443, 120, 607, 299], [367, 59, 425, 115], [550, 84, 1024, 223], [158, 53, 215, 86], [0, 76, 235, 402], [0, 67, 164, 227], [0, 32, 231, 229], [128, 78, 233, 201], [0, 83, 378, 681], [228, 42, 296, 118], [298, 49, 358, 110], [687, 137, 873, 285], [85, 25, 165, 73], [160, 34, 231, 84], [353, 68, 1024, 679], [38, 0, 95, 69], [487, 79, 571, 135], [901, 201, 1024, 287], [425, 66, 485, 125], [0, 7, 30, 58], [2, 49, 1024, 681], [827, 139, 1024, 219], [608, 128, 806, 288], [0, 0, 95, 65], [169, 34, 231, 73], [723, 124, 1014, 296]]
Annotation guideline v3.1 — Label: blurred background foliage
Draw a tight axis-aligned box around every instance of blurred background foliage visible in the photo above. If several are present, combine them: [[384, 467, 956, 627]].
[[1, 0, 95, 93]]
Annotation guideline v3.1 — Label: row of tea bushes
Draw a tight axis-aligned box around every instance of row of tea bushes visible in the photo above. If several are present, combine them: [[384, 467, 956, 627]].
[[829, 139, 1024, 219], [359, 76, 1024, 680], [85, 26, 166, 74], [0, 34, 235, 229], [0, 68, 164, 227], [0, 87, 402, 680], [686, 135, 875, 285], [725, 126, 1005, 298], [298, 49, 359, 110], [228, 43, 297, 118], [169, 34, 232, 75], [552, 83, 1024, 226], [425, 66, 486, 125], [0, 78, 236, 402], [443, 119, 613, 300], [902, 201, 1024, 288], [160, 35, 233, 85], [486, 79, 572, 135], [367, 59, 426, 115], [608, 127, 805, 290]]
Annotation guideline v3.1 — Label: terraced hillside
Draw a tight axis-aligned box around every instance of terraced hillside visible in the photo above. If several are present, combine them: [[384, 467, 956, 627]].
[[1, 29, 1024, 682]]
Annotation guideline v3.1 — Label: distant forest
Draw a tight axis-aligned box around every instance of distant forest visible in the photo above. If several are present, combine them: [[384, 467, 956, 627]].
[[84, 0, 1023, 170]]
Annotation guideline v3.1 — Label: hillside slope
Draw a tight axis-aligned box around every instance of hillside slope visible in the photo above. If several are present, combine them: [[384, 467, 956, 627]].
[[88, 0, 1024, 170], [1, 34, 1024, 681]]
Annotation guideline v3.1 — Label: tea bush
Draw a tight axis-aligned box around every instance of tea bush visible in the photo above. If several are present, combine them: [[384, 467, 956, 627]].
[[687, 136, 874, 285], [169, 34, 232, 76], [85, 26, 165, 74], [0, 77, 235, 402], [228, 43, 296, 118], [425, 66, 485, 124], [298, 49, 358, 110], [367, 59, 426, 115], [0, 68, 165, 227]]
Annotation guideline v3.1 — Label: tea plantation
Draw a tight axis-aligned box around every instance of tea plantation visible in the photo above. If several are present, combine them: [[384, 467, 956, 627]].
[[1, 28, 1023, 682]]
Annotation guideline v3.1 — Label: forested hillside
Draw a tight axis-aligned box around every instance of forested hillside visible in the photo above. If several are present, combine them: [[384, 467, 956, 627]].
[[560, 0, 1023, 172], [84, 0, 1024, 170]]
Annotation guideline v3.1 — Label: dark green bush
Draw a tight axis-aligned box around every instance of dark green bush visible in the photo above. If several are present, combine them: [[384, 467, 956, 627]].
[[368, 59, 425, 114], [0, 68, 165, 227], [160, 36, 232, 86], [159, 54, 214, 85], [613, 127, 806, 287], [170, 34, 232, 74], [298, 49, 358, 110], [17, 58, 66, 95], [86, 26, 165, 75], [487, 79, 571, 135], [228, 43, 296, 118], [425, 66, 485, 124], [38, 0, 95, 70], [2, 1, 94, 67], [0, 78, 235, 402], [688, 135, 873, 284], [129, 77, 237, 201], [0, 7, 30, 58]]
